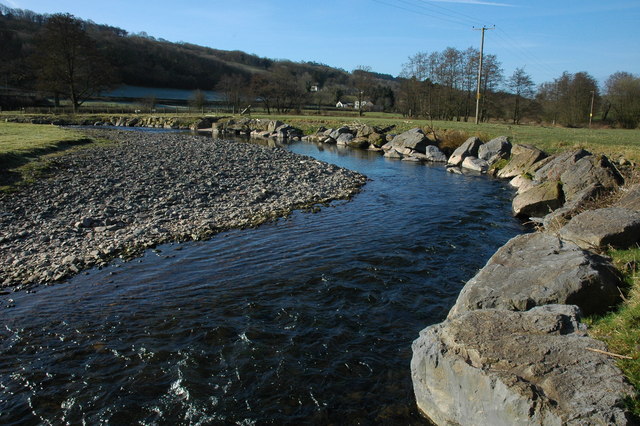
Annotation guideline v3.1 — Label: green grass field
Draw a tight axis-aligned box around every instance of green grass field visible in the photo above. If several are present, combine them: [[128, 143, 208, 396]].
[[0, 121, 89, 156], [0, 122, 96, 189]]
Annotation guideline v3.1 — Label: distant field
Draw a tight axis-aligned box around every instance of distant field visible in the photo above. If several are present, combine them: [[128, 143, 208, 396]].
[[100, 85, 223, 101], [254, 113, 640, 163], [1, 111, 638, 164]]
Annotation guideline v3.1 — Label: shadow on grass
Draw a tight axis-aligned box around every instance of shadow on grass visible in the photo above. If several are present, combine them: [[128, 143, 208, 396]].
[[0, 138, 92, 187]]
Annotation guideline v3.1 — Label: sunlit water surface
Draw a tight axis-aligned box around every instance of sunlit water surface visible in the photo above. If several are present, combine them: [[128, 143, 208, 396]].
[[0, 139, 525, 425]]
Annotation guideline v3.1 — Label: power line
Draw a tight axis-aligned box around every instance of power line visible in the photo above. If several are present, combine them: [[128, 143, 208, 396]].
[[414, 0, 487, 26], [371, 0, 559, 82], [371, 0, 475, 28], [492, 28, 558, 81]]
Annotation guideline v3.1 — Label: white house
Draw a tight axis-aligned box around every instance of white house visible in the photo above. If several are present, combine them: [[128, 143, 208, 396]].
[[354, 100, 374, 110]]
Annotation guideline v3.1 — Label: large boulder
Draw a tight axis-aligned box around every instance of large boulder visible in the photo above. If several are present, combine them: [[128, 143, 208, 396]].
[[355, 124, 376, 139], [447, 137, 482, 167], [560, 154, 623, 202], [497, 144, 548, 179], [509, 175, 537, 194], [615, 184, 640, 210], [461, 156, 489, 173], [478, 136, 512, 163], [382, 128, 430, 154], [423, 145, 447, 162], [383, 148, 403, 159], [367, 132, 386, 148], [542, 183, 606, 232], [267, 120, 285, 133], [329, 126, 352, 140], [512, 180, 564, 218], [533, 149, 591, 182], [559, 207, 640, 250], [412, 305, 634, 426], [409, 145, 448, 163], [448, 232, 621, 318], [346, 138, 370, 149], [336, 132, 354, 145]]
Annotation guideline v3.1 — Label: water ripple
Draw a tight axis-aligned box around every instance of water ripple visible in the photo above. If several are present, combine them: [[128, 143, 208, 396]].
[[0, 140, 525, 424]]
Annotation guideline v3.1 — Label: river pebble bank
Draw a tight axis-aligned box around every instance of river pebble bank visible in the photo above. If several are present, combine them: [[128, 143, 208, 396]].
[[0, 129, 367, 290]]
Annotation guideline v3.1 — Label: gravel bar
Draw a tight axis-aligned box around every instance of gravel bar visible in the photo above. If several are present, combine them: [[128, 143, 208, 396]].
[[0, 129, 367, 290]]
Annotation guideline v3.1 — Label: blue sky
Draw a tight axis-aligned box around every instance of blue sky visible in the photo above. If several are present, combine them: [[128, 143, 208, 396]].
[[4, 0, 639, 86]]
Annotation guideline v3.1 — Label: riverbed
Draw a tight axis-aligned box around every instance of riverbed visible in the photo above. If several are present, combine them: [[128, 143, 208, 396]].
[[0, 136, 525, 424]]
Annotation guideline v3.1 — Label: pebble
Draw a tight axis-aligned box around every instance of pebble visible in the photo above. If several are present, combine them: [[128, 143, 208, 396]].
[[0, 129, 367, 289]]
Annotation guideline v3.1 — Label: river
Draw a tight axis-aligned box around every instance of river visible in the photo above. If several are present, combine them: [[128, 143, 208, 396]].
[[0, 138, 525, 424]]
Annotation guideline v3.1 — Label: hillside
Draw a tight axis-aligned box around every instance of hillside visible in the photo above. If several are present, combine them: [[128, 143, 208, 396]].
[[0, 4, 370, 95]]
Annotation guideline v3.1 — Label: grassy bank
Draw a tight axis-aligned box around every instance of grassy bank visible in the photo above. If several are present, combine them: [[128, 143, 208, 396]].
[[3, 111, 639, 161], [586, 247, 640, 416], [0, 122, 98, 189], [252, 113, 640, 163]]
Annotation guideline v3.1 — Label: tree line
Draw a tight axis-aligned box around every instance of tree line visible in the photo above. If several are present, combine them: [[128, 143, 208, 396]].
[[1, 4, 638, 128], [396, 47, 640, 129]]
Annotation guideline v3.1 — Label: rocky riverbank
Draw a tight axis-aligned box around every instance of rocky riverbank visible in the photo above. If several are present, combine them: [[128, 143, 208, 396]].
[[4, 116, 638, 422], [412, 137, 640, 424], [0, 129, 366, 290]]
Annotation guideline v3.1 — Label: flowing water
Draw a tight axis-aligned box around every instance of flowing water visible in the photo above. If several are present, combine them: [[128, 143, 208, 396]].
[[0, 139, 525, 425]]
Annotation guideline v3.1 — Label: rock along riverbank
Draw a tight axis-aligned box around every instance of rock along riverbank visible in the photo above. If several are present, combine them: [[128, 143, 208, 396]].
[[0, 129, 367, 290]]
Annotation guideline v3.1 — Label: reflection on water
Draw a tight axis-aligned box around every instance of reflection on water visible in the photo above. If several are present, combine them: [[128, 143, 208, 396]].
[[0, 139, 524, 424]]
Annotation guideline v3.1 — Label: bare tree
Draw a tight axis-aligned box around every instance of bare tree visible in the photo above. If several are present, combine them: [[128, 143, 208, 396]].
[[33, 13, 115, 113], [189, 89, 206, 113], [605, 71, 640, 128], [508, 67, 535, 124], [538, 71, 599, 126], [480, 54, 503, 121], [461, 47, 479, 121], [142, 95, 157, 113], [352, 65, 373, 116], [216, 74, 246, 113]]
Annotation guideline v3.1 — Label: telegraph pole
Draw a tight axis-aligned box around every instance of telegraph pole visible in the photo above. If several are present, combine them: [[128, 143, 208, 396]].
[[474, 25, 494, 125]]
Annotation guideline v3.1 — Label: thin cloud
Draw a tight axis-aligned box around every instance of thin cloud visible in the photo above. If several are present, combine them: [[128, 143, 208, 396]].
[[429, 0, 515, 6]]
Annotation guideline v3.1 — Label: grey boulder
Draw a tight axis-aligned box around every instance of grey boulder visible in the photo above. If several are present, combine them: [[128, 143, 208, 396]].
[[534, 149, 591, 182], [560, 154, 623, 202], [542, 184, 608, 232], [412, 305, 634, 426], [478, 135, 512, 163], [383, 148, 403, 159], [424, 145, 447, 162], [447, 136, 483, 167], [382, 128, 430, 153], [336, 132, 354, 145], [497, 144, 547, 179], [616, 184, 640, 210], [559, 207, 640, 250], [329, 126, 352, 140], [512, 180, 564, 218], [410, 145, 447, 163], [448, 232, 622, 318], [461, 156, 489, 173]]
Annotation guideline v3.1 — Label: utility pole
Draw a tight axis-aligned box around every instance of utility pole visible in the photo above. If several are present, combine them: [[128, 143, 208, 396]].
[[474, 25, 494, 125]]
